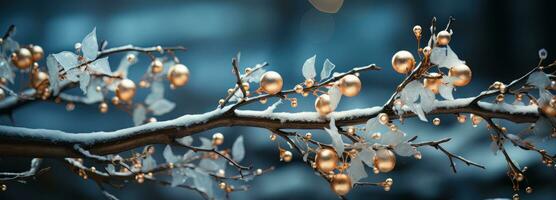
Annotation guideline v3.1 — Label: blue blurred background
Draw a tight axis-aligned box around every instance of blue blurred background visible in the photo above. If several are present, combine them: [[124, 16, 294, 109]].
[[1, 0, 556, 199]]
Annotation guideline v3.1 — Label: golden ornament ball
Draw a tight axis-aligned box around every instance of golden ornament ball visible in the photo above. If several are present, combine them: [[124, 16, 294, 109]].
[[423, 73, 443, 94], [167, 63, 190, 87], [99, 102, 109, 113], [436, 30, 451, 46], [150, 59, 164, 74], [374, 149, 396, 173], [315, 94, 332, 116], [331, 173, 352, 196], [422, 46, 432, 57], [391, 50, 416, 74], [31, 71, 50, 92], [11, 48, 33, 69], [305, 78, 315, 87], [294, 84, 304, 94], [282, 150, 293, 162], [448, 64, 472, 87], [116, 79, 137, 102], [259, 71, 283, 94], [315, 148, 339, 173], [413, 25, 422, 38], [29, 45, 44, 62], [541, 97, 556, 117], [212, 132, 224, 146], [338, 74, 361, 97]]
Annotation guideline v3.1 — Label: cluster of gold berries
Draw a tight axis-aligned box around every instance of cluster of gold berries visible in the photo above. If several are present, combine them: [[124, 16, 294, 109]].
[[315, 74, 362, 116]]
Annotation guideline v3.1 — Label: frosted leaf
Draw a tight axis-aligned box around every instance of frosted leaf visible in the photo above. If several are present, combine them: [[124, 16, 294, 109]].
[[358, 146, 376, 167], [191, 168, 214, 198], [199, 137, 212, 149], [105, 164, 116, 174], [400, 80, 423, 105], [90, 57, 111, 75], [142, 155, 157, 171], [0, 58, 14, 83], [381, 131, 405, 146], [430, 46, 464, 68], [163, 145, 179, 164], [533, 117, 552, 137], [539, 48, 548, 60], [52, 51, 79, 71], [328, 85, 342, 111], [303, 152, 310, 162], [81, 27, 98, 60], [229, 89, 244, 102], [393, 142, 416, 157], [263, 99, 282, 114], [183, 150, 196, 161], [232, 136, 245, 162], [419, 87, 436, 113], [65, 68, 81, 82], [46, 55, 60, 93], [438, 84, 454, 100], [538, 89, 553, 105], [411, 104, 427, 122], [145, 81, 164, 105], [365, 117, 380, 133], [214, 158, 228, 171], [324, 118, 344, 157], [171, 170, 187, 187], [242, 63, 266, 83], [84, 78, 104, 103], [302, 55, 317, 80], [320, 59, 335, 80], [133, 104, 146, 126], [347, 156, 367, 184], [149, 99, 175, 116], [115, 51, 138, 78], [490, 140, 498, 155], [199, 159, 219, 172], [79, 72, 90, 94], [526, 71, 550, 89], [2, 38, 19, 52], [176, 136, 193, 146]]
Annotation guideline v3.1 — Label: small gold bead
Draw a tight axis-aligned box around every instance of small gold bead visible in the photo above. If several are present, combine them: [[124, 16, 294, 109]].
[[432, 118, 441, 126]]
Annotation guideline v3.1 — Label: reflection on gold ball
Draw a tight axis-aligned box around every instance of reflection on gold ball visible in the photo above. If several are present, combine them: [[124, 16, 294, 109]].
[[150, 59, 164, 74], [315, 148, 339, 173], [391, 50, 415, 74], [374, 149, 396, 173], [31, 71, 50, 92], [423, 73, 442, 94], [339, 74, 361, 97], [260, 71, 283, 94], [422, 46, 432, 57], [282, 150, 293, 162], [11, 48, 33, 69], [315, 94, 332, 116], [436, 30, 451, 46], [448, 64, 472, 87], [212, 132, 224, 146], [116, 79, 136, 102], [541, 97, 556, 117], [167, 64, 190, 87], [99, 102, 108, 113], [331, 173, 352, 196], [30, 45, 44, 62], [413, 25, 422, 38]]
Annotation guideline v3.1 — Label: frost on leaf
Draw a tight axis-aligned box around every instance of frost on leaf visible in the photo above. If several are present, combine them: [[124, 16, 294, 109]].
[[84, 78, 104, 103], [142, 155, 157, 171], [189, 168, 214, 199], [242, 63, 266, 83], [115, 52, 139, 79], [358, 145, 376, 167], [46, 55, 60, 93], [133, 104, 147, 126], [163, 145, 180, 164], [328, 85, 342, 111], [393, 142, 416, 157], [0, 58, 14, 83], [527, 71, 550, 89], [232, 136, 245, 162], [229, 89, 244, 102], [325, 118, 344, 157], [533, 117, 552, 137], [199, 159, 219, 172], [320, 59, 335, 80], [439, 76, 457, 100], [302, 55, 317, 80], [365, 117, 380, 134], [400, 80, 435, 121], [89, 57, 111, 75], [79, 72, 91, 94], [176, 136, 193, 146], [347, 156, 368, 184], [400, 81, 422, 105], [419, 86, 435, 113], [381, 130, 405, 146], [145, 81, 164, 105], [52, 51, 79, 72], [263, 99, 282, 114], [430, 46, 465, 68], [81, 27, 99, 61], [199, 137, 213, 149], [149, 99, 176, 116]]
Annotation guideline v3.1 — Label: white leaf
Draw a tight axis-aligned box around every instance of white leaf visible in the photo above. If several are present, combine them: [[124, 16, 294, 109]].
[[381, 130, 405, 146], [199, 137, 212, 149], [142, 155, 157, 171], [430, 46, 465, 68], [191, 168, 214, 198], [533, 117, 552, 137], [65, 68, 81, 82], [365, 117, 380, 133], [106, 164, 116, 174], [183, 150, 196, 161], [115, 51, 138, 78], [325, 118, 344, 157], [527, 71, 550, 89], [84, 78, 104, 103], [145, 81, 164, 105], [133, 104, 146, 126], [393, 142, 416, 157], [328, 85, 342, 111], [79, 72, 90, 94], [538, 89, 553, 105], [149, 99, 175, 116], [229, 89, 244, 102], [411, 104, 428, 122], [419, 88, 436, 113], [438, 84, 454, 100], [199, 159, 219, 172], [358, 146, 376, 167], [176, 136, 193, 146], [81, 27, 99, 60], [400, 80, 423, 104], [0, 58, 14, 83], [347, 156, 368, 184], [232, 136, 245, 162], [171, 169, 187, 187], [90, 57, 111, 75], [242, 63, 266, 83], [302, 55, 317, 80], [52, 51, 80, 71], [320, 59, 335, 80], [163, 145, 179, 163]]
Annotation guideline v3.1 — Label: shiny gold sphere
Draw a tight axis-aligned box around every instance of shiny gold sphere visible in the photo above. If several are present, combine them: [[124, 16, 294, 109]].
[[282, 150, 293, 162], [422, 46, 432, 57], [338, 74, 361, 97], [315, 94, 332, 116], [30, 45, 44, 62], [448, 64, 472, 87], [212, 132, 224, 146], [374, 149, 396, 173], [150, 59, 164, 74], [541, 97, 556, 117], [11, 48, 33, 69], [260, 71, 283, 94], [331, 173, 352, 196], [413, 25, 422, 38], [391, 50, 416, 74], [116, 79, 137, 102], [305, 79, 315, 87], [31, 71, 50, 92], [315, 148, 339, 173], [423, 73, 443, 94], [436, 30, 451, 46], [99, 102, 109, 113], [167, 64, 190, 87]]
